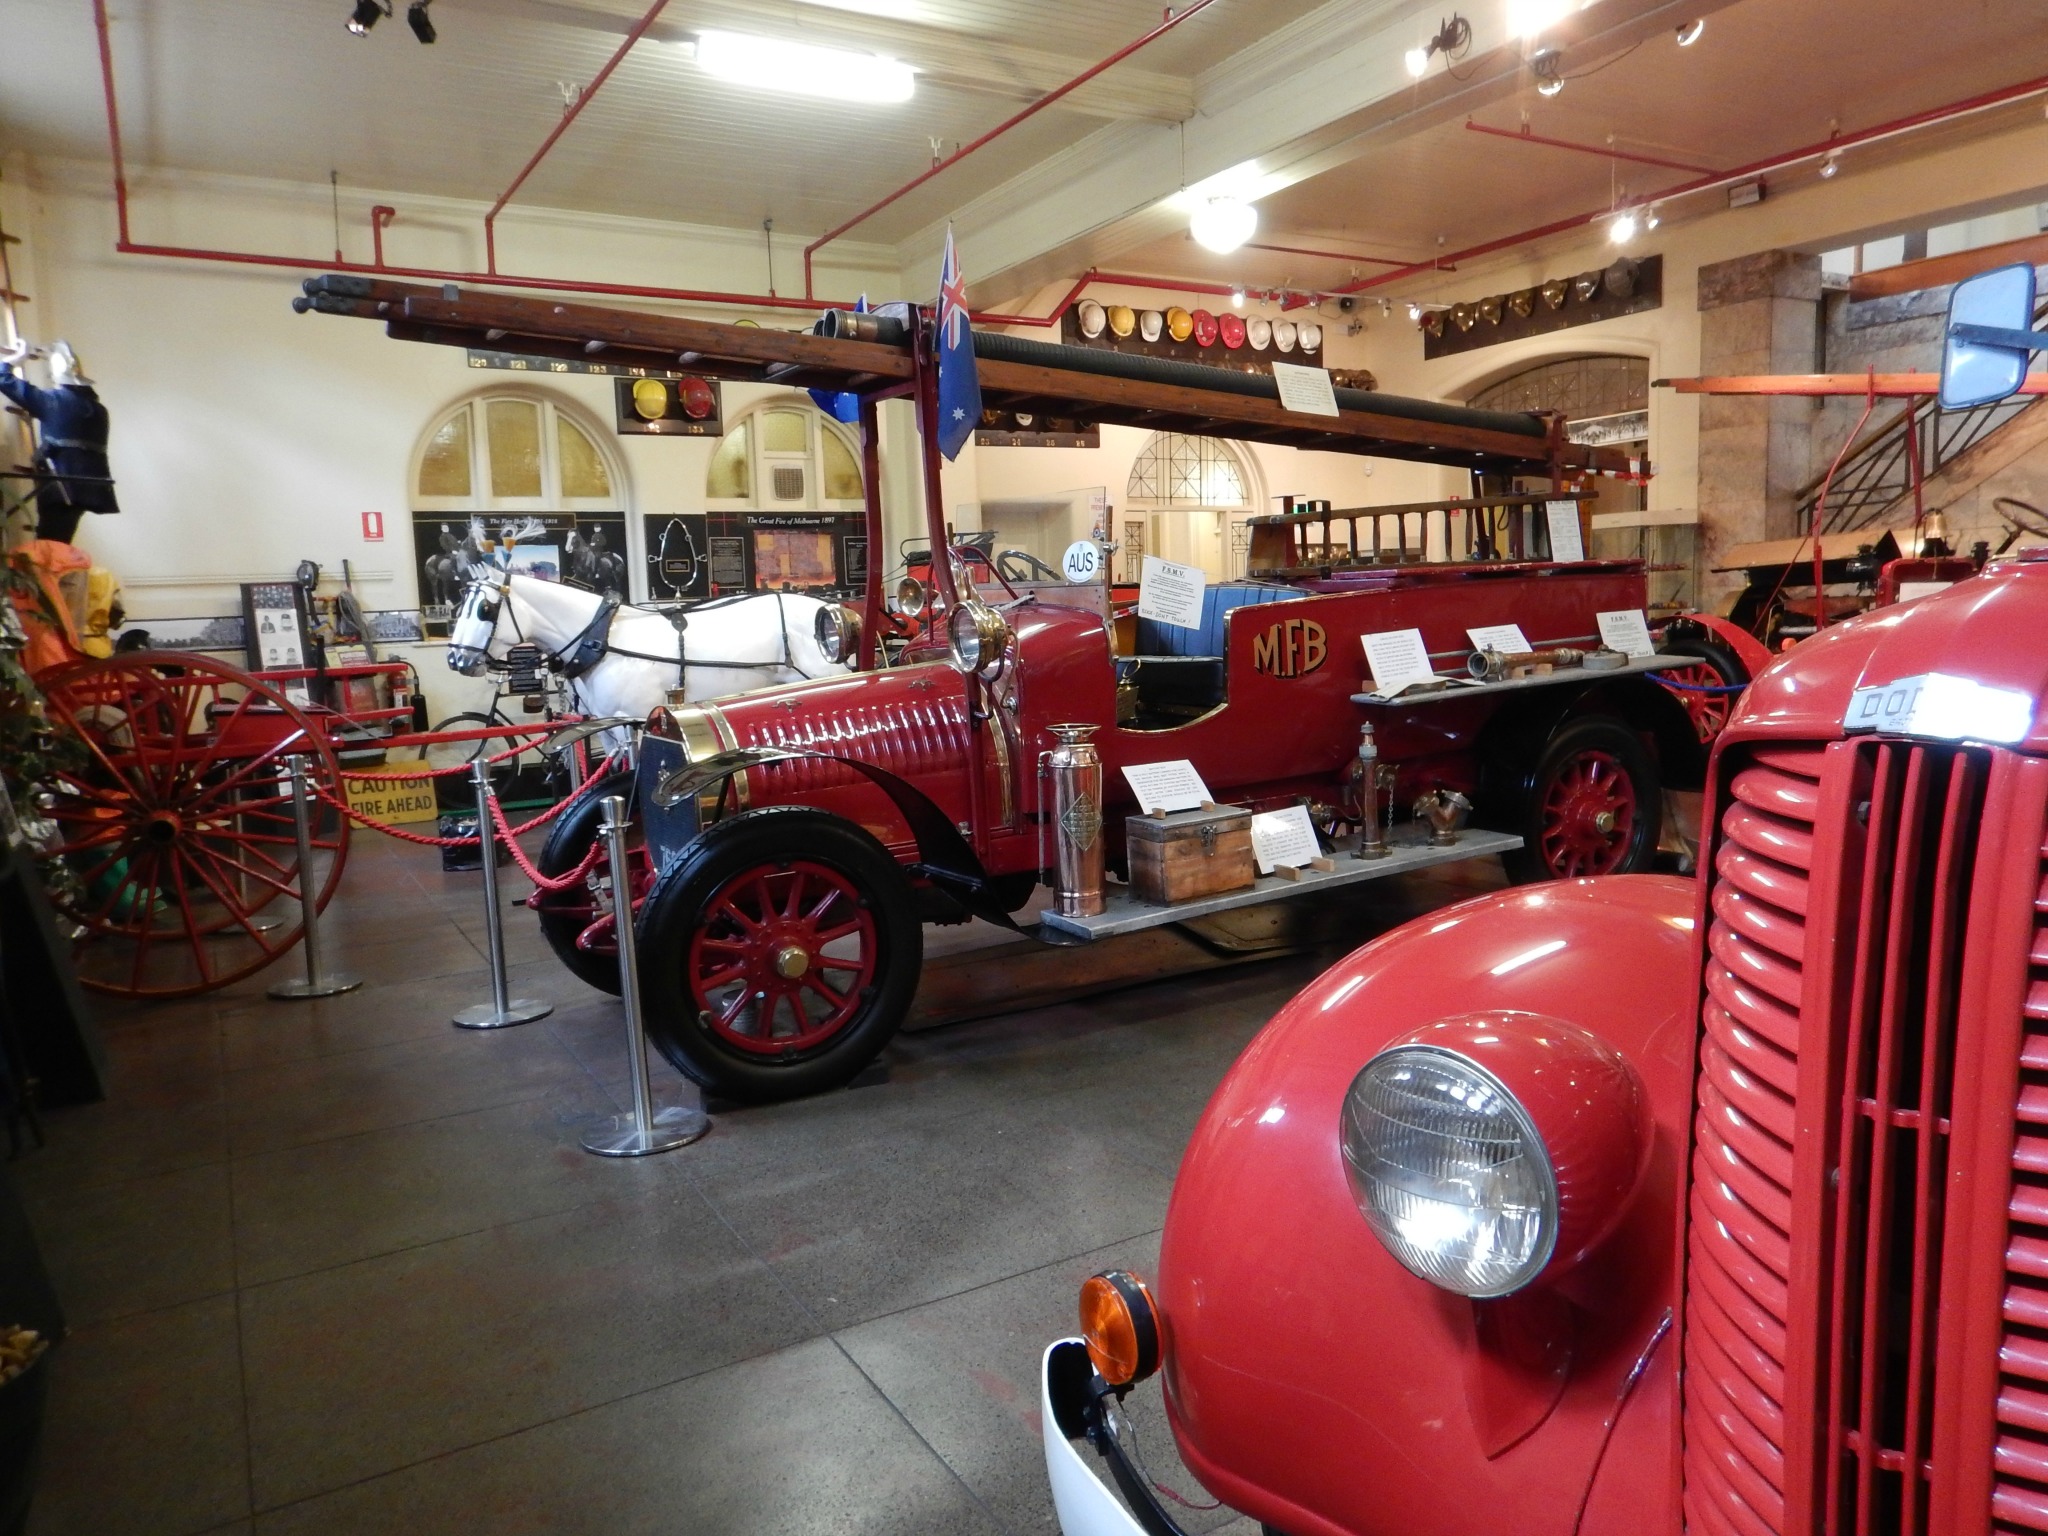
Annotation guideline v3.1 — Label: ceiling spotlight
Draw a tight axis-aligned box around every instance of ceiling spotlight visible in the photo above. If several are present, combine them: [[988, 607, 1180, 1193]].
[[1675, 18, 1704, 46], [1191, 196, 1258, 255], [1644, 207, 1661, 230], [1231, 287, 1247, 309], [1507, 0, 1573, 39], [346, 0, 387, 35], [1609, 211, 1639, 244], [694, 29, 916, 104], [407, 0, 435, 42], [1531, 48, 1565, 96], [1404, 13, 1471, 78], [1819, 151, 1840, 179]]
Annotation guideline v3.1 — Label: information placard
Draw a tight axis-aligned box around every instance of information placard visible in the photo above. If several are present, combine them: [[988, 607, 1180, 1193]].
[[1466, 623, 1532, 656], [1361, 628, 1439, 696], [1250, 804, 1323, 875], [1138, 556, 1206, 630], [1121, 760, 1213, 815], [1271, 361, 1341, 418], [1545, 499, 1586, 562], [1596, 608, 1655, 657]]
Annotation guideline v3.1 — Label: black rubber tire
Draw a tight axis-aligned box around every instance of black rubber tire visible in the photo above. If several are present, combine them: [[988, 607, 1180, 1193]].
[[1657, 622, 1751, 746], [533, 768, 636, 994], [636, 806, 923, 1104], [1501, 714, 1662, 884]]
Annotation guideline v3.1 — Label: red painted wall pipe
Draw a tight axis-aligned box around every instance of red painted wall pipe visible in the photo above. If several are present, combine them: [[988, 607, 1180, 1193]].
[[370, 205, 396, 268], [483, 0, 672, 274], [1463, 120, 1717, 177], [1312, 69, 2048, 305], [800, 0, 1224, 299]]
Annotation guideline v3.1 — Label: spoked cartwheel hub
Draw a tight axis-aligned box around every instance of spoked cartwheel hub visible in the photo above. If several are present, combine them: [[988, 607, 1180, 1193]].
[[32, 651, 350, 998], [686, 860, 879, 1057], [1660, 662, 1735, 744], [1539, 748, 1638, 878]]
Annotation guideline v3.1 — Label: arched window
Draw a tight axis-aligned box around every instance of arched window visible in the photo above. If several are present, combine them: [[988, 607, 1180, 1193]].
[[1467, 355, 1647, 447], [706, 399, 865, 509], [410, 390, 629, 623], [413, 392, 623, 513], [1126, 432, 1250, 509]]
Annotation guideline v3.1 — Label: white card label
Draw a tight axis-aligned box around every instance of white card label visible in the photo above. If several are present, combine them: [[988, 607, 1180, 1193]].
[[1250, 805, 1323, 875], [1121, 759, 1213, 814], [1061, 540, 1103, 583], [1361, 628, 1438, 696], [1271, 361, 1341, 417], [1138, 556, 1206, 630], [1843, 672, 2034, 744], [1466, 623, 1532, 656], [1596, 609, 1655, 658], [1546, 500, 1586, 562], [1897, 581, 1952, 601]]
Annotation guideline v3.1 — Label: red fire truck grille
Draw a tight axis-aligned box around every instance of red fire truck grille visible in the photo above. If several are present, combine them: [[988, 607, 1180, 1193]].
[[1685, 746, 1819, 1536], [1684, 742, 1988, 1536], [1816, 743, 1983, 1534], [1994, 823, 2048, 1533]]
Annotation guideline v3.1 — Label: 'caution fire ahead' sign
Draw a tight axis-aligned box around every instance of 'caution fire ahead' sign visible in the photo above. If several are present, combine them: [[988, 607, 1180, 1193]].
[[343, 773, 440, 828]]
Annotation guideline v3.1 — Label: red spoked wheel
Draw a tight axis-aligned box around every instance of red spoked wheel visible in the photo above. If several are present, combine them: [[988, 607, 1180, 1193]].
[[638, 807, 922, 1104], [688, 861, 879, 1056], [32, 652, 349, 998], [1654, 628, 1751, 746], [1504, 715, 1662, 884]]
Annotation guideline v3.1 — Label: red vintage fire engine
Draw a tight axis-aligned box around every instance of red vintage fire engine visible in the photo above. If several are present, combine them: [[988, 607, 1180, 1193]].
[[1042, 265, 2048, 1536], [300, 277, 1758, 1104]]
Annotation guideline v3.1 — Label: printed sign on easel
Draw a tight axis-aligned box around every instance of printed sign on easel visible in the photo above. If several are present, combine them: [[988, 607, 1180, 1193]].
[[1122, 760, 1213, 814], [1138, 557, 1206, 630], [1361, 628, 1439, 697]]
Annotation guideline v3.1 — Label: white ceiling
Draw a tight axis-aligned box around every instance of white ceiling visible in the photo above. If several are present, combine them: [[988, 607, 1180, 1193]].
[[0, 0, 1322, 238], [5, 0, 2047, 300]]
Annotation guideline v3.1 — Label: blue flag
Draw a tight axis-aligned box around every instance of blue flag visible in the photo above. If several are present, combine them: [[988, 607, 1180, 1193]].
[[936, 227, 981, 461], [809, 294, 867, 423]]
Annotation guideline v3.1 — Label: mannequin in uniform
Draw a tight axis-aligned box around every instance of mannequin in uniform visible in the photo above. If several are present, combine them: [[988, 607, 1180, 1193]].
[[0, 341, 118, 545]]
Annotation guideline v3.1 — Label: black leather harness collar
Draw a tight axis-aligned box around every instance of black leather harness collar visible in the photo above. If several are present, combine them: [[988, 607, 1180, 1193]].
[[557, 591, 622, 679]]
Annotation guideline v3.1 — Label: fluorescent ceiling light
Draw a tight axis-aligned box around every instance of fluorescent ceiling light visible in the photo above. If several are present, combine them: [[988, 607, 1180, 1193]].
[[1191, 197, 1257, 254], [1506, 0, 1574, 38], [694, 30, 915, 104], [794, 0, 926, 17]]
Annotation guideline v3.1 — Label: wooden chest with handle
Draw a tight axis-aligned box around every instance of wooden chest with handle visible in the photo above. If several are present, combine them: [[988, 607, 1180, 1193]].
[[1126, 805, 1257, 906]]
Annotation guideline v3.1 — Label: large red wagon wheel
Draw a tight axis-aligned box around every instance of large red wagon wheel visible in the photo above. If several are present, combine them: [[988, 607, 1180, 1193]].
[[32, 652, 350, 998]]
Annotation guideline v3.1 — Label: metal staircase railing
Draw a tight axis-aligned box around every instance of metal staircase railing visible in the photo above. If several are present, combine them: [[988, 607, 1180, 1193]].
[[1803, 293, 2048, 534]]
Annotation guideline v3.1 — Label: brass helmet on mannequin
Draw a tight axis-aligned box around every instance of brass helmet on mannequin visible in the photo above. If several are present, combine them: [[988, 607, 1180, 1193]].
[[47, 341, 91, 388]]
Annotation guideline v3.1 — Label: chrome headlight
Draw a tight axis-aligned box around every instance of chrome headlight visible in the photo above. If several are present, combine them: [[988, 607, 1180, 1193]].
[[1340, 1045, 1557, 1297], [947, 598, 1012, 677], [814, 603, 859, 666], [894, 576, 928, 618]]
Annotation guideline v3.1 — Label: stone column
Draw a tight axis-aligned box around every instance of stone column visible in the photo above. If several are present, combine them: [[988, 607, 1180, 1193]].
[[1696, 250, 1823, 604]]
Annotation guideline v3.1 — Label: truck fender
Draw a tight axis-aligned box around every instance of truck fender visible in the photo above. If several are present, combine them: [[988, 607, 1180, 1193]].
[[641, 743, 1019, 927], [1667, 610, 1772, 678]]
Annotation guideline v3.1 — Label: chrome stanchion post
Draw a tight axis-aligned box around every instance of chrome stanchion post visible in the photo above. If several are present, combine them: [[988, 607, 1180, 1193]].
[[453, 756, 552, 1029], [268, 753, 361, 999], [583, 793, 706, 1157]]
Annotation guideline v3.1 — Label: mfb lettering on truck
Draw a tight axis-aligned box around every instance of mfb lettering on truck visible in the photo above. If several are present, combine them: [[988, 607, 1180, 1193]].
[[1251, 617, 1326, 678]]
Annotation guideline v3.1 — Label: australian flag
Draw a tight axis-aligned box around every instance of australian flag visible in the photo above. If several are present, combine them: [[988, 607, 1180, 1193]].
[[808, 294, 867, 424], [936, 227, 981, 461]]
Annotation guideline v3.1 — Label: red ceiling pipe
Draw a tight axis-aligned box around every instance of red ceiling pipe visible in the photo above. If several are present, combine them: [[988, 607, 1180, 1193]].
[[91, 0, 131, 245], [1463, 120, 1717, 177], [1244, 241, 1419, 267], [1308, 67, 2048, 306], [370, 206, 397, 267], [484, 0, 673, 274], [801, 0, 1224, 299]]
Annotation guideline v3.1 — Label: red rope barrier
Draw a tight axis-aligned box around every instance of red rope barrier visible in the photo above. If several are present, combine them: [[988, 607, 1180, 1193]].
[[489, 793, 605, 892]]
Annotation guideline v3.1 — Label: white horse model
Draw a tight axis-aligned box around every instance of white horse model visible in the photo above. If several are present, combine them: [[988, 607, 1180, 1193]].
[[444, 572, 848, 722]]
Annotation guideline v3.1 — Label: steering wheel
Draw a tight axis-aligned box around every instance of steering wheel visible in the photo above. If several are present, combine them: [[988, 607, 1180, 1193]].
[[995, 549, 1063, 584], [1996, 497, 2048, 549]]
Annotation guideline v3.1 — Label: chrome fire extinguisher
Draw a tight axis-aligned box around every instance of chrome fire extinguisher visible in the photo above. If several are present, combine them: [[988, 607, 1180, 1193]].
[[1042, 722, 1106, 917]]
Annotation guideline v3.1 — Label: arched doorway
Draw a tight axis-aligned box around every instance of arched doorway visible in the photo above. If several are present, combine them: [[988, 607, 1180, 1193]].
[[1125, 431, 1260, 581]]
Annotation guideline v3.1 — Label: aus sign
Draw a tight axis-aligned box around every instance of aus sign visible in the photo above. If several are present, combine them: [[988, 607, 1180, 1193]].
[[1251, 617, 1327, 679]]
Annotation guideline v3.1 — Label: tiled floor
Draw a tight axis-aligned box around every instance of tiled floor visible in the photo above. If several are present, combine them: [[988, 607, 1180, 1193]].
[[13, 833, 1504, 1536]]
